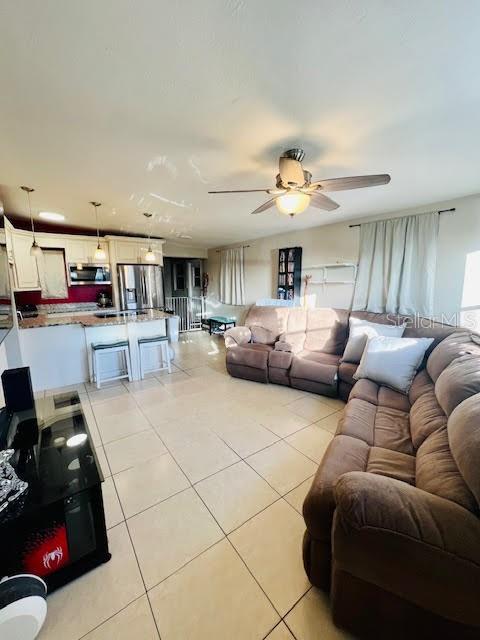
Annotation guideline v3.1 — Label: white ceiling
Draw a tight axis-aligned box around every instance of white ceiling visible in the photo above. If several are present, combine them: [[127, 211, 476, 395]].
[[1, 1, 480, 248]]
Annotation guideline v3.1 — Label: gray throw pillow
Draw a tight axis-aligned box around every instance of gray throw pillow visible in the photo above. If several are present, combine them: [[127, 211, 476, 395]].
[[354, 335, 434, 393], [342, 317, 405, 364]]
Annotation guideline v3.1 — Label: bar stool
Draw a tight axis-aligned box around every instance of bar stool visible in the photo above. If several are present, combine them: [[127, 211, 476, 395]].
[[138, 335, 171, 379], [91, 340, 132, 389]]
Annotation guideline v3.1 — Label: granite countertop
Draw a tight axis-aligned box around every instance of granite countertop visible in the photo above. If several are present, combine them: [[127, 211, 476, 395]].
[[19, 309, 174, 329]]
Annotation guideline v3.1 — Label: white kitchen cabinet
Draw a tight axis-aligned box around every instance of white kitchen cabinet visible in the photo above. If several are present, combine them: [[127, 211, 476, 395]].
[[65, 238, 109, 264], [12, 233, 40, 290], [65, 239, 89, 263], [114, 240, 141, 263]]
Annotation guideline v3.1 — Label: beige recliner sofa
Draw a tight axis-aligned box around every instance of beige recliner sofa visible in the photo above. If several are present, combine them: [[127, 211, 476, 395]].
[[225, 306, 454, 400]]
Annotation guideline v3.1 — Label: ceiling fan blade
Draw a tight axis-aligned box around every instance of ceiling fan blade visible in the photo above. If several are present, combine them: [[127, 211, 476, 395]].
[[251, 197, 277, 214], [311, 174, 391, 192], [310, 192, 340, 211], [208, 189, 270, 194]]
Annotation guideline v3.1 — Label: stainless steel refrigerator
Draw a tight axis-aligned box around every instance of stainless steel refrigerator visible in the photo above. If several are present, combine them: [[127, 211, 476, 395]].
[[117, 264, 164, 310]]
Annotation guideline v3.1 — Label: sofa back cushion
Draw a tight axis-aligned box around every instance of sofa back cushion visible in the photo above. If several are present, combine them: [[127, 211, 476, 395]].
[[304, 308, 349, 354], [250, 325, 277, 345], [448, 392, 480, 508], [403, 322, 455, 358], [415, 426, 477, 512], [244, 306, 289, 341], [278, 307, 308, 352], [435, 353, 480, 417], [426, 331, 480, 382], [350, 311, 410, 326]]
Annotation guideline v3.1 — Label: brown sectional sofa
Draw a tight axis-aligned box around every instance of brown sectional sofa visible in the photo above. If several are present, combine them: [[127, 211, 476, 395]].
[[225, 307, 480, 638], [225, 306, 453, 399]]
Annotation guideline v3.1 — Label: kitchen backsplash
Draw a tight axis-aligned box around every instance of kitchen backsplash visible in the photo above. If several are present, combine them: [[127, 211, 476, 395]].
[[15, 284, 113, 307]]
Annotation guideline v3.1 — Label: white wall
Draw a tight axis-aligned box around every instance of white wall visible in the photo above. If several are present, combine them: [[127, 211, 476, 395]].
[[206, 192, 480, 324], [163, 241, 208, 259]]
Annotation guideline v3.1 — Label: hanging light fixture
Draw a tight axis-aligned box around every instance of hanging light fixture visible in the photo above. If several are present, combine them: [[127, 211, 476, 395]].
[[90, 201, 106, 261], [20, 186, 43, 257], [143, 212, 156, 262]]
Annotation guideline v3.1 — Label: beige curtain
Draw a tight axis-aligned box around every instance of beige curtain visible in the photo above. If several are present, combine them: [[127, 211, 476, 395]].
[[219, 247, 245, 305], [352, 211, 439, 317]]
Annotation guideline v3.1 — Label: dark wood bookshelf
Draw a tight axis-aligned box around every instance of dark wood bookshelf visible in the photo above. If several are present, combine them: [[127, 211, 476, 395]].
[[277, 246, 302, 302]]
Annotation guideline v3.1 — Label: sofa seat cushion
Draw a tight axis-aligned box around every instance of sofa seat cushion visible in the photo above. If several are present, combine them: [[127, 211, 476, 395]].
[[303, 438, 415, 544], [408, 368, 434, 405], [337, 398, 414, 455], [303, 435, 370, 540], [350, 379, 410, 413], [226, 343, 273, 370], [416, 426, 477, 513], [338, 362, 358, 386], [290, 351, 340, 386], [366, 446, 416, 485], [297, 351, 341, 366], [409, 387, 447, 449]]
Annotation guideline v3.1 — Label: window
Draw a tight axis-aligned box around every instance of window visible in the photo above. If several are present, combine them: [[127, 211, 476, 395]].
[[193, 265, 201, 288], [460, 250, 480, 332], [174, 263, 185, 291]]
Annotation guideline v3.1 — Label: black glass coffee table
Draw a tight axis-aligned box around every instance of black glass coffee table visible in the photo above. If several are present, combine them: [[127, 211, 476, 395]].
[[0, 391, 110, 592]]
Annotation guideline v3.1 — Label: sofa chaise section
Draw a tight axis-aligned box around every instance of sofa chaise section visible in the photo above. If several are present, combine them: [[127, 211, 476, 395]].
[[302, 332, 480, 639]]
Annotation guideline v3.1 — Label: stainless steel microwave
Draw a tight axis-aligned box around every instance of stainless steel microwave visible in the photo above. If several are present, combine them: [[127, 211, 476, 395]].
[[67, 263, 111, 286]]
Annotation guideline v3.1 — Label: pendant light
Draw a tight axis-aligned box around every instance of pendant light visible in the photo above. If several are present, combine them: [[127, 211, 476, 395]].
[[90, 201, 106, 261], [20, 186, 43, 257], [143, 212, 156, 262]]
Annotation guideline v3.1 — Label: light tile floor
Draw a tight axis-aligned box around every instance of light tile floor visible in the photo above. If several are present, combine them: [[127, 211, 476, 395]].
[[38, 331, 351, 640]]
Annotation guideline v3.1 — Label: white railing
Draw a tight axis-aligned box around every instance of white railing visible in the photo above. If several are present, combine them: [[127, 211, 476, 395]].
[[165, 296, 206, 332]]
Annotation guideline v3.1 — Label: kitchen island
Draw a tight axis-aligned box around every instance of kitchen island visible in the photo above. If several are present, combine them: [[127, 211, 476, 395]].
[[18, 310, 179, 392]]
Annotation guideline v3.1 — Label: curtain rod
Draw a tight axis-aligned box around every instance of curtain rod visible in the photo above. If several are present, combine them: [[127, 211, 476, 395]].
[[215, 244, 250, 252], [348, 208, 456, 228]]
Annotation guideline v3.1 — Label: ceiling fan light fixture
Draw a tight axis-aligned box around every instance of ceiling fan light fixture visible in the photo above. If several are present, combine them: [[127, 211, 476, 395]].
[[276, 191, 310, 216]]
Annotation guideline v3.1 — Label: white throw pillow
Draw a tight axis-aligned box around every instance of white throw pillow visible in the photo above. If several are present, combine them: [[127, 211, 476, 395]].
[[342, 318, 406, 364], [354, 335, 434, 393]]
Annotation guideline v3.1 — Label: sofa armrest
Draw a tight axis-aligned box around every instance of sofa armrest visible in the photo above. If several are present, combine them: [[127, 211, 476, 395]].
[[335, 472, 480, 560], [224, 326, 251, 349], [333, 471, 480, 626], [274, 341, 294, 353]]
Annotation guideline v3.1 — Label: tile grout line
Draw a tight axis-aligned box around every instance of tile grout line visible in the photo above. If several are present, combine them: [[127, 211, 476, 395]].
[[76, 593, 153, 640], [48, 338, 338, 639], [109, 457, 164, 640], [129, 382, 300, 621]]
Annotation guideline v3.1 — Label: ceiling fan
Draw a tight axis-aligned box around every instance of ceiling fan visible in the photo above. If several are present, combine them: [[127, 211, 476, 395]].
[[208, 149, 390, 217]]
